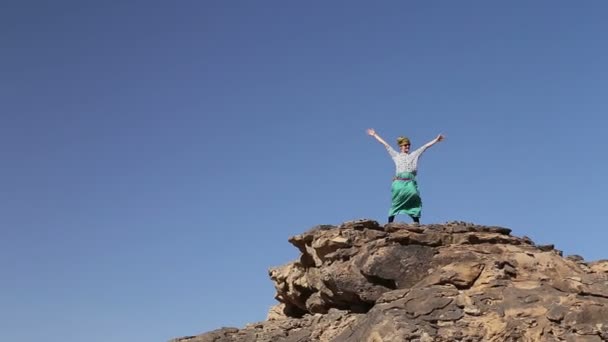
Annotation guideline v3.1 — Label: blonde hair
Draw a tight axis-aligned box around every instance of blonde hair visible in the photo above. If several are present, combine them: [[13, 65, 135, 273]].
[[397, 136, 410, 146]]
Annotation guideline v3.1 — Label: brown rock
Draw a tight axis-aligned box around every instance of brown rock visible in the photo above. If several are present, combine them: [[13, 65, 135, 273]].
[[172, 220, 608, 342]]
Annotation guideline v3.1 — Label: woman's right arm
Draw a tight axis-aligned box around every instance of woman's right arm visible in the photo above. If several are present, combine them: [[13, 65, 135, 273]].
[[366, 128, 390, 147], [367, 128, 397, 158]]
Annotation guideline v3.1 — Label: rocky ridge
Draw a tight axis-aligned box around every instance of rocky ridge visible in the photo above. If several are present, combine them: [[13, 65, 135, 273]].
[[172, 220, 608, 342]]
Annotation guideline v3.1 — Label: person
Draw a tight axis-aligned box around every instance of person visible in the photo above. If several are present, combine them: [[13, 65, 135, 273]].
[[366, 128, 444, 224]]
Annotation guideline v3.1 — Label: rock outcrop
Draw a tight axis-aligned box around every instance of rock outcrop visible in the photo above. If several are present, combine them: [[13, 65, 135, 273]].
[[172, 220, 608, 341]]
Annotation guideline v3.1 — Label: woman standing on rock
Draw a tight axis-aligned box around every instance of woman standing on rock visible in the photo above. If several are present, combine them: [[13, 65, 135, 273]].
[[367, 128, 444, 224]]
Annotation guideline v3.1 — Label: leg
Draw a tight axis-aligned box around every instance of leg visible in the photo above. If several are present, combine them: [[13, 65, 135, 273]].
[[388, 215, 395, 223], [413, 217, 420, 223]]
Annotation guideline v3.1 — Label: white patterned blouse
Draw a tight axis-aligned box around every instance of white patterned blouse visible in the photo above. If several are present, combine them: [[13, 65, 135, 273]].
[[385, 145, 427, 175]]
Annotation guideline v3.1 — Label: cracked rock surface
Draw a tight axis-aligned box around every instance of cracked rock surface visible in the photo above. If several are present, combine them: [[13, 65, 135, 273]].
[[171, 220, 608, 342]]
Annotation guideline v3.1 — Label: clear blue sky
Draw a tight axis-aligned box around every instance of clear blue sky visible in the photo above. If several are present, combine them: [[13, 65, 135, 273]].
[[2, 1, 607, 341]]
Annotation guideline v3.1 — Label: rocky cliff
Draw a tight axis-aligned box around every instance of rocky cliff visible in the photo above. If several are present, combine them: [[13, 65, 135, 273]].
[[172, 220, 608, 342]]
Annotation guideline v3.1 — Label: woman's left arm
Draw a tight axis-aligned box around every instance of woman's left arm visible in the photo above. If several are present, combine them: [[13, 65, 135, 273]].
[[420, 134, 445, 153]]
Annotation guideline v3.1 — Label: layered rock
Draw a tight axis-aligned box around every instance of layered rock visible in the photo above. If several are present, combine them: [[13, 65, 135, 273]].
[[172, 220, 608, 342]]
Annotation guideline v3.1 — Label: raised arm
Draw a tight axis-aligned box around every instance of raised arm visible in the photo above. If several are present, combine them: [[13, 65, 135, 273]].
[[419, 134, 445, 153], [366, 128, 391, 148]]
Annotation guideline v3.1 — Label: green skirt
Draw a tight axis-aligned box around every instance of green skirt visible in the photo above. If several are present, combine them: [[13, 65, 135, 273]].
[[389, 172, 421, 218]]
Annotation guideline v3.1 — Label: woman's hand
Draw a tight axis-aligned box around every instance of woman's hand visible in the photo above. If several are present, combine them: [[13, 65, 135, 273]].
[[366, 128, 377, 136], [436, 134, 444, 142]]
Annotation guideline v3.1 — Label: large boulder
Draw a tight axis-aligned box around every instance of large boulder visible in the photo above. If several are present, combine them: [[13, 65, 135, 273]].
[[172, 220, 608, 342]]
